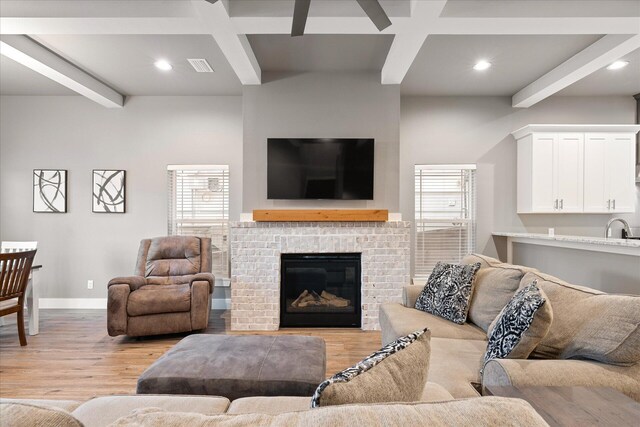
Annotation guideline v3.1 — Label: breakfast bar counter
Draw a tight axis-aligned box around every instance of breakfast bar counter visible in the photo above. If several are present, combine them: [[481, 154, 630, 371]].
[[492, 232, 640, 263]]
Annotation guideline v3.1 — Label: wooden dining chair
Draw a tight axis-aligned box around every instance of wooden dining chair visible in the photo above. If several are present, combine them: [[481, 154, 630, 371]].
[[1, 242, 39, 333], [0, 250, 37, 346]]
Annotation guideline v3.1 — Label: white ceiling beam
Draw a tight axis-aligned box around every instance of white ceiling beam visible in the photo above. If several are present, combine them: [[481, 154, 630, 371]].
[[380, 1, 448, 85], [191, 0, 261, 85], [230, 16, 640, 36], [2, 13, 637, 37], [429, 17, 640, 35], [0, 0, 206, 34], [513, 34, 640, 108], [0, 35, 124, 108], [0, 17, 208, 35], [230, 16, 405, 34]]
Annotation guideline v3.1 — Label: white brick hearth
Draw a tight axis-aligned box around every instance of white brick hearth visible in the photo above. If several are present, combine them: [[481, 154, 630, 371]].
[[230, 221, 411, 331]]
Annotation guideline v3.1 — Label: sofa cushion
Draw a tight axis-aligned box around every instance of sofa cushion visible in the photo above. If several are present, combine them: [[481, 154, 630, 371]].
[[225, 383, 454, 416], [461, 253, 538, 274], [525, 271, 640, 365], [311, 329, 430, 407], [126, 284, 191, 317], [72, 395, 230, 427], [0, 402, 84, 427], [108, 398, 550, 427], [227, 396, 313, 415], [379, 303, 486, 345], [419, 381, 456, 402], [427, 337, 487, 399], [462, 261, 525, 332], [145, 236, 202, 277], [415, 262, 481, 324], [484, 281, 552, 367], [483, 358, 640, 402], [0, 398, 82, 413], [403, 285, 423, 308]]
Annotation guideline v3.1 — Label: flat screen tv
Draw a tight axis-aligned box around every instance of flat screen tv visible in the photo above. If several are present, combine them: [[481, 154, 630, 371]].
[[267, 138, 374, 200]]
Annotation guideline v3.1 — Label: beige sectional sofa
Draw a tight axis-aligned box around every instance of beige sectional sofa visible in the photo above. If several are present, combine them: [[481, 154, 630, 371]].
[[379, 253, 640, 401], [1, 394, 550, 426], [3, 253, 637, 425]]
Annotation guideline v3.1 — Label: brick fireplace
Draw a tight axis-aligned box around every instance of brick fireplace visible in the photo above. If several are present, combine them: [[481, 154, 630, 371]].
[[229, 221, 411, 331]]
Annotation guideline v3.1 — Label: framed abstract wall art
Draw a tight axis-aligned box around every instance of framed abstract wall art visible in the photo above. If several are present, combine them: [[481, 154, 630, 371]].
[[92, 169, 126, 213], [33, 169, 67, 213]]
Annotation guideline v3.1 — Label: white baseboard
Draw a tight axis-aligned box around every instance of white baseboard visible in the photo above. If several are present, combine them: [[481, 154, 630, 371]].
[[40, 298, 107, 309], [39, 298, 231, 310]]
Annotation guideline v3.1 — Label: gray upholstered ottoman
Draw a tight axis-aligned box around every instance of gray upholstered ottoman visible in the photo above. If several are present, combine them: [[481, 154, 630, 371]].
[[137, 334, 326, 400]]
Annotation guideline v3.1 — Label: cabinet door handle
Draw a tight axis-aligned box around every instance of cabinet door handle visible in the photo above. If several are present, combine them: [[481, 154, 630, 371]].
[[612, 199, 616, 210], [554, 199, 558, 209], [560, 199, 564, 210], [607, 199, 611, 210]]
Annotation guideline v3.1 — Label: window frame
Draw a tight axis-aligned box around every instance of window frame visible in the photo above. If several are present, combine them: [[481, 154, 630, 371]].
[[167, 164, 230, 278], [414, 164, 477, 280]]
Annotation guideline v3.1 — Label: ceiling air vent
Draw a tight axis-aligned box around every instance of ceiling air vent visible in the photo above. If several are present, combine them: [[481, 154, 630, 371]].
[[187, 58, 214, 73]]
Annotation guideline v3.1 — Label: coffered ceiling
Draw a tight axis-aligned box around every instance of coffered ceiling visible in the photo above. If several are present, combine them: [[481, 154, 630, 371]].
[[401, 35, 603, 96], [31, 34, 243, 96], [0, 0, 638, 107], [247, 34, 393, 72]]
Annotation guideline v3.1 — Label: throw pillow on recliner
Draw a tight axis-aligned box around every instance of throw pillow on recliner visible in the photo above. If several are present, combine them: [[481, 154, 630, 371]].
[[482, 281, 553, 372], [414, 262, 481, 324]]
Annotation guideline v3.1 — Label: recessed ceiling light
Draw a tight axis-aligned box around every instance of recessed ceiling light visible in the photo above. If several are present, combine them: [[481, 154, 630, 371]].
[[607, 60, 629, 70], [154, 59, 173, 71], [473, 60, 492, 71]]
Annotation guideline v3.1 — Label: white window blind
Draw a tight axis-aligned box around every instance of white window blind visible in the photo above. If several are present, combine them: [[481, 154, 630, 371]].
[[168, 165, 229, 278], [414, 164, 477, 279]]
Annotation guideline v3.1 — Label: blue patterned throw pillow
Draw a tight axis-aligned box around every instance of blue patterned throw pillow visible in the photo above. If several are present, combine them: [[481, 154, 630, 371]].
[[310, 328, 430, 408], [414, 261, 481, 324], [482, 281, 550, 371]]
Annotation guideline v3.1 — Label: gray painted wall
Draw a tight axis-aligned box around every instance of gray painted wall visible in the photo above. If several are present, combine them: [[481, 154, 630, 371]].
[[400, 95, 639, 292], [1, 89, 637, 299], [242, 72, 400, 212], [0, 96, 243, 299]]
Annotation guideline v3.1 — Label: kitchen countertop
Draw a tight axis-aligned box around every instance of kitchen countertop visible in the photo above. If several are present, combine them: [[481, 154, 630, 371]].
[[492, 232, 640, 248]]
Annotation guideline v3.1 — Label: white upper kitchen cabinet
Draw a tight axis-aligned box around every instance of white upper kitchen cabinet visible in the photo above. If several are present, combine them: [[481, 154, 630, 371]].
[[555, 133, 584, 213], [512, 125, 640, 214], [583, 133, 636, 213], [601, 134, 635, 213]]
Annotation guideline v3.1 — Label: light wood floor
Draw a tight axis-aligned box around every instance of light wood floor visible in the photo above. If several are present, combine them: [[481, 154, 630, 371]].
[[0, 310, 382, 401]]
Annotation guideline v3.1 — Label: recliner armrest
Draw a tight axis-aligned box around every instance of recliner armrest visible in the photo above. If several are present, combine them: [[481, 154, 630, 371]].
[[190, 272, 215, 293], [108, 276, 147, 291], [403, 285, 423, 308], [107, 284, 130, 336]]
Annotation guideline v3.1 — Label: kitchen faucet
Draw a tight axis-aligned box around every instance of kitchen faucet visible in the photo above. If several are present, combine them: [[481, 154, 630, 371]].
[[605, 218, 632, 239]]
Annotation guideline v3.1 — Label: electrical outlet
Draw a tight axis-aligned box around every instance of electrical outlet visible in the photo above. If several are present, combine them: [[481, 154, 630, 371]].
[[87, 280, 94, 290]]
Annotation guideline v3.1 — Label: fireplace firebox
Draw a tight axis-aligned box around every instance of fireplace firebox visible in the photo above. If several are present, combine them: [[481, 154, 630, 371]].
[[280, 253, 361, 327]]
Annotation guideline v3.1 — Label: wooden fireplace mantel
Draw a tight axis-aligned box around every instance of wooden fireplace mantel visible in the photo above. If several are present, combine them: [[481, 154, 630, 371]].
[[252, 209, 389, 222]]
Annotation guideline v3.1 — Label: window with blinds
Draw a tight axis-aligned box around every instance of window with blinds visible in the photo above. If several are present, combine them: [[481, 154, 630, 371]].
[[414, 164, 477, 279], [168, 165, 229, 278]]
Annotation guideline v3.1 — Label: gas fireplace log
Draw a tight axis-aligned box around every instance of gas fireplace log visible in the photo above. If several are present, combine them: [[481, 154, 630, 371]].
[[291, 290, 310, 308], [291, 289, 351, 308], [320, 290, 350, 307]]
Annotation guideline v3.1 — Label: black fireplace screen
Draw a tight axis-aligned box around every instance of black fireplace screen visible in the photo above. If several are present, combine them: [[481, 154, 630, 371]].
[[280, 253, 361, 327]]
